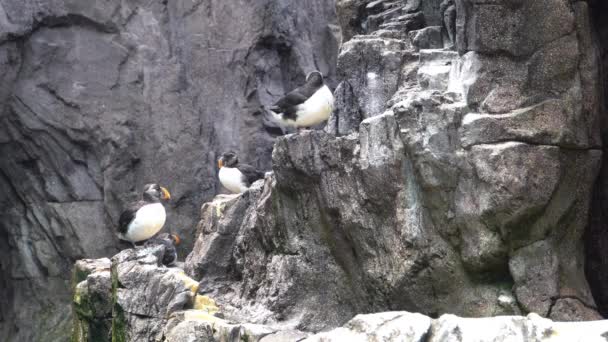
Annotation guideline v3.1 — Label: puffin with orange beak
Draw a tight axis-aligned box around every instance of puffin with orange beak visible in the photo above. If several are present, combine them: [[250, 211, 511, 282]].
[[117, 183, 171, 247], [145, 232, 181, 266], [218, 151, 264, 193]]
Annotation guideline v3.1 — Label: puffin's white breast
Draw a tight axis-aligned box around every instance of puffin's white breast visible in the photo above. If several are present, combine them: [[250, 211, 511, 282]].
[[219, 167, 248, 193], [294, 85, 334, 127], [124, 203, 166, 242]]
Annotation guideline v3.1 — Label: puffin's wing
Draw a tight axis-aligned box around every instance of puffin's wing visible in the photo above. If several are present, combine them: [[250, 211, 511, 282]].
[[270, 83, 320, 120], [117, 201, 144, 234], [271, 90, 308, 112], [238, 164, 265, 185]]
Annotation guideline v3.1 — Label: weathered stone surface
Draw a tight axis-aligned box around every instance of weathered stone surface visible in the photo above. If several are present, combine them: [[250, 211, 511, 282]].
[[428, 313, 608, 342], [111, 246, 201, 341], [550, 298, 604, 322], [336, 37, 410, 119], [460, 97, 601, 149], [164, 310, 282, 342], [72, 258, 113, 342], [260, 329, 311, 342], [304, 311, 431, 342], [185, 115, 524, 331], [184, 0, 605, 332], [510, 241, 559, 316], [71, 247, 228, 342], [457, 0, 575, 56], [306, 311, 608, 342], [410, 26, 444, 50], [0, 0, 338, 340], [418, 50, 459, 91], [22, 0, 608, 340]]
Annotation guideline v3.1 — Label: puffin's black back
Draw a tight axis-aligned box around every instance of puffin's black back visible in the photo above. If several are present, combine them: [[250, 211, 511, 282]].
[[237, 163, 265, 185], [117, 200, 145, 234], [271, 73, 325, 120]]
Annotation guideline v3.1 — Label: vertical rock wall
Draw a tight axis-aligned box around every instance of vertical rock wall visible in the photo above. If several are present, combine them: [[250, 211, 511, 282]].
[[185, 0, 606, 333], [0, 1, 338, 341]]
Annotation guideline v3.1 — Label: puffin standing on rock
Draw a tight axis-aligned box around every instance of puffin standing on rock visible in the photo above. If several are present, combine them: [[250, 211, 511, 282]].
[[144, 233, 180, 266], [267, 71, 335, 130], [117, 183, 171, 247], [218, 151, 264, 194]]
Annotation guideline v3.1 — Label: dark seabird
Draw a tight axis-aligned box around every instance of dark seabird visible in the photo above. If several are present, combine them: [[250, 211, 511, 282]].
[[117, 183, 171, 246], [267, 71, 335, 129], [218, 151, 264, 193], [144, 232, 180, 266]]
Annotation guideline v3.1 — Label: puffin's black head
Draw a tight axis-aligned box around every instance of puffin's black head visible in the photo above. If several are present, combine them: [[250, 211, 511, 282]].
[[142, 183, 171, 203], [155, 232, 181, 246], [306, 71, 324, 87], [218, 151, 238, 168], [169, 233, 180, 246]]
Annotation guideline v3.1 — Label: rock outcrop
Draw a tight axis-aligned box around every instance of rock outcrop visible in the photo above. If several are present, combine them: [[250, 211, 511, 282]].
[[0, 0, 338, 341], [184, 0, 605, 332], [72, 244, 312, 342], [72, 247, 608, 342]]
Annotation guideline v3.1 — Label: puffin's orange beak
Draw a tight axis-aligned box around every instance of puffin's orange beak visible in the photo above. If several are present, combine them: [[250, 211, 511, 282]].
[[171, 234, 181, 245], [160, 187, 171, 200], [218, 159, 223, 169]]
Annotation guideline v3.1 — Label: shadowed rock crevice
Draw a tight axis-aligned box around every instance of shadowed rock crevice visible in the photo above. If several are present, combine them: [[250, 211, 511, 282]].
[[586, 0, 608, 319]]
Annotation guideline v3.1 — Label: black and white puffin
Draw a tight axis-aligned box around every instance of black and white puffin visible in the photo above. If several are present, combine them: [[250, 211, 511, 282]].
[[117, 183, 171, 246], [267, 71, 335, 129], [218, 151, 264, 193]]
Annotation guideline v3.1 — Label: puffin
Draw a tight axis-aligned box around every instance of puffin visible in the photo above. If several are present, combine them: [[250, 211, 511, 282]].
[[267, 71, 335, 129], [218, 151, 264, 193], [144, 232, 180, 266], [117, 183, 171, 247]]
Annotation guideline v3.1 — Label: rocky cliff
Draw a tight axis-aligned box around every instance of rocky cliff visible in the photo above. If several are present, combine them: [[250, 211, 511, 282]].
[[184, 0, 606, 331], [0, 0, 338, 341], [4, 0, 608, 341]]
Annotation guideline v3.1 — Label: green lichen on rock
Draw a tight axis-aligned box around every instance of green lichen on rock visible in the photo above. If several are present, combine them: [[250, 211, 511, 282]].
[[110, 263, 127, 342], [71, 285, 91, 342], [70, 259, 113, 342]]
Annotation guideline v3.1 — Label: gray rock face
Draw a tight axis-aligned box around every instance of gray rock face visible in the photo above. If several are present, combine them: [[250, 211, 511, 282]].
[[10, 0, 608, 341], [72, 258, 113, 342], [304, 311, 432, 342], [111, 246, 202, 341], [184, 0, 605, 333], [0, 0, 338, 341], [72, 245, 313, 341]]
